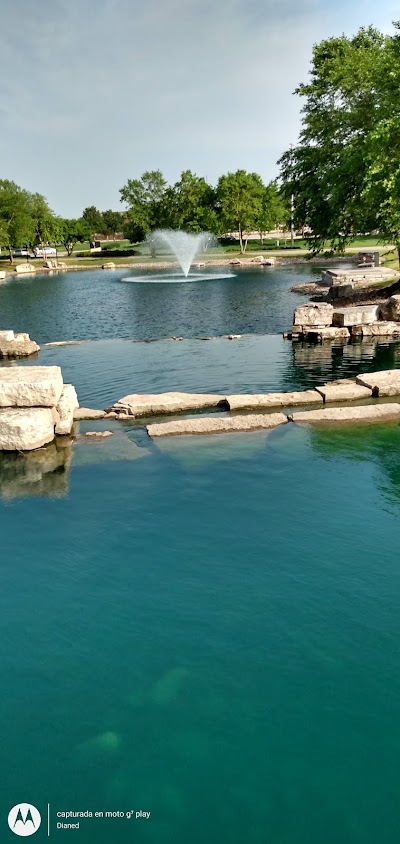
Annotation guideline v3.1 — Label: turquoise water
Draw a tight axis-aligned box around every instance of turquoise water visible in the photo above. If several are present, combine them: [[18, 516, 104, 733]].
[[2, 423, 400, 842], [1, 267, 400, 842]]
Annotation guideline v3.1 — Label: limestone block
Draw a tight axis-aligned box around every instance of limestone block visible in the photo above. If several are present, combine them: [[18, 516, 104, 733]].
[[356, 369, 400, 396], [379, 296, 400, 322], [293, 303, 333, 327], [332, 305, 380, 327], [74, 408, 106, 420], [0, 407, 57, 450], [329, 283, 354, 299], [0, 331, 15, 341], [0, 332, 40, 358], [55, 384, 79, 435], [304, 327, 350, 342], [351, 322, 400, 337], [0, 271, 7, 280], [291, 404, 400, 424], [108, 392, 227, 417], [147, 413, 288, 438], [102, 262, 116, 269], [14, 263, 36, 274], [316, 380, 372, 402], [0, 366, 63, 407], [226, 391, 322, 410]]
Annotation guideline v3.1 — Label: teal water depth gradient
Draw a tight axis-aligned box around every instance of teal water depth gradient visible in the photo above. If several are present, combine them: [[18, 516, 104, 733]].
[[1, 422, 400, 842]]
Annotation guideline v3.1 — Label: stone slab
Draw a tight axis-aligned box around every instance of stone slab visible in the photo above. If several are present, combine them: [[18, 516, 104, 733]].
[[55, 384, 79, 435], [0, 333, 40, 358], [226, 391, 322, 410], [332, 306, 380, 327], [293, 303, 333, 328], [316, 381, 372, 402], [108, 392, 227, 417], [356, 370, 400, 397], [0, 366, 63, 407], [291, 404, 400, 424], [147, 413, 288, 438], [0, 407, 57, 450], [351, 322, 400, 337], [74, 408, 106, 420], [305, 327, 350, 342]]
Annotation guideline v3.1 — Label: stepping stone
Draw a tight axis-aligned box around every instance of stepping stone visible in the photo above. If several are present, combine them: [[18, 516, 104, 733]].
[[291, 404, 400, 424], [147, 413, 288, 438]]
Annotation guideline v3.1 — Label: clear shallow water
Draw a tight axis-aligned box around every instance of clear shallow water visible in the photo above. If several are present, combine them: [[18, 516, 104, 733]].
[[1, 423, 400, 843], [0, 265, 323, 341]]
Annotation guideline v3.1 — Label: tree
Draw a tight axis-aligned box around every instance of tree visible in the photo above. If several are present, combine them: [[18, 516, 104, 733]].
[[29, 193, 60, 252], [0, 180, 35, 263], [102, 209, 122, 239], [119, 170, 167, 241], [164, 170, 219, 233], [59, 219, 92, 255], [216, 170, 265, 252], [82, 206, 105, 235], [257, 182, 288, 244], [279, 26, 398, 255]]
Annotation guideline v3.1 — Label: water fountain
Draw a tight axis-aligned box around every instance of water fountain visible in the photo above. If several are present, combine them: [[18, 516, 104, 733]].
[[149, 229, 214, 278], [120, 229, 234, 284]]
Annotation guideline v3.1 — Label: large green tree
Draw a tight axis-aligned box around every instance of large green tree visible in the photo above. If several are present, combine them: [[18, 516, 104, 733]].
[[0, 180, 35, 262], [216, 170, 265, 253], [279, 25, 400, 258], [164, 170, 219, 233], [119, 170, 167, 241], [102, 209, 122, 238], [59, 219, 92, 255], [82, 206, 105, 235], [257, 182, 288, 244]]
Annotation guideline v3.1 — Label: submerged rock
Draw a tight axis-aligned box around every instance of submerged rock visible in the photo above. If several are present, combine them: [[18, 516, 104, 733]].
[[291, 404, 400, 424], [147, 413, 288, 438], [74, 407, 106, 420]]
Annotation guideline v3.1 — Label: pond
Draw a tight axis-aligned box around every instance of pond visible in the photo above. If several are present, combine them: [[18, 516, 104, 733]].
[[1, 265, 400, 844]]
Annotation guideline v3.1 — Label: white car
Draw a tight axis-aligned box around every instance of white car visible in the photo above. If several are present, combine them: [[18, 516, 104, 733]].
[[33, 246, 57, 258]]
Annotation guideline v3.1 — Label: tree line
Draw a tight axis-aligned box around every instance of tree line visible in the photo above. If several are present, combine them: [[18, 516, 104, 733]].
[[0, 172, 288, 262]]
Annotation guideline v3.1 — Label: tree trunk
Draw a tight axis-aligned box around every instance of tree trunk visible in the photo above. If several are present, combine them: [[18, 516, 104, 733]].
[[8, 246, 13, 265], [397, 243, 400, 268], [243, 234, 249, 253], [239, 225, 244, 254], [259, 231, 264, 246]]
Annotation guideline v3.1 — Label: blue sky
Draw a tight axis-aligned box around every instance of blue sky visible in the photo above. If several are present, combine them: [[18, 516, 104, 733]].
[[0, 0, 396, 216]]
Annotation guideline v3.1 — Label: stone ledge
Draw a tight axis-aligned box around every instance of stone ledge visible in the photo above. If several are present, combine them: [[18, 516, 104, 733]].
[[147, 413, 288, 438], [316, 381, 372, 402], [226, 391, 322, 410], [0, 366, 63, 407], [356, 370, 400, 397], [108, 392, 227, 416], [291, 404, 400, 424]]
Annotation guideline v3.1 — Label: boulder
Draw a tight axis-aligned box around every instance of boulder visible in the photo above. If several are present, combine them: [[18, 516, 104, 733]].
[[229, 259, 242, 265], [0, 331, 40, 358], [315, 380, 372, 402], [55, 384, 79, 435], [74, 407, 106, 421], [351, 322, 400, 337], [379, 296, 400, 322], [332, 305, 380, 327], [107, 392, 227, 417], [356, 369, 400, 397], [291, 404, 400, 424], [226, 391, 322, 410], [293, 303, 333, 327], [251, 255, 266, 263], [14, 262, 36, 274], [0, 271, 7, 281], [0, 407, 57, 450], [0, 366, 63, 407], [102, 262, 116, 269], [328, 283, 354, 299], [147, 413, 288, 438]]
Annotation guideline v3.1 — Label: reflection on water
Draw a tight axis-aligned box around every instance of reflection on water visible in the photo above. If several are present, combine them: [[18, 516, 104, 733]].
[[0, 439, 72, 499]]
